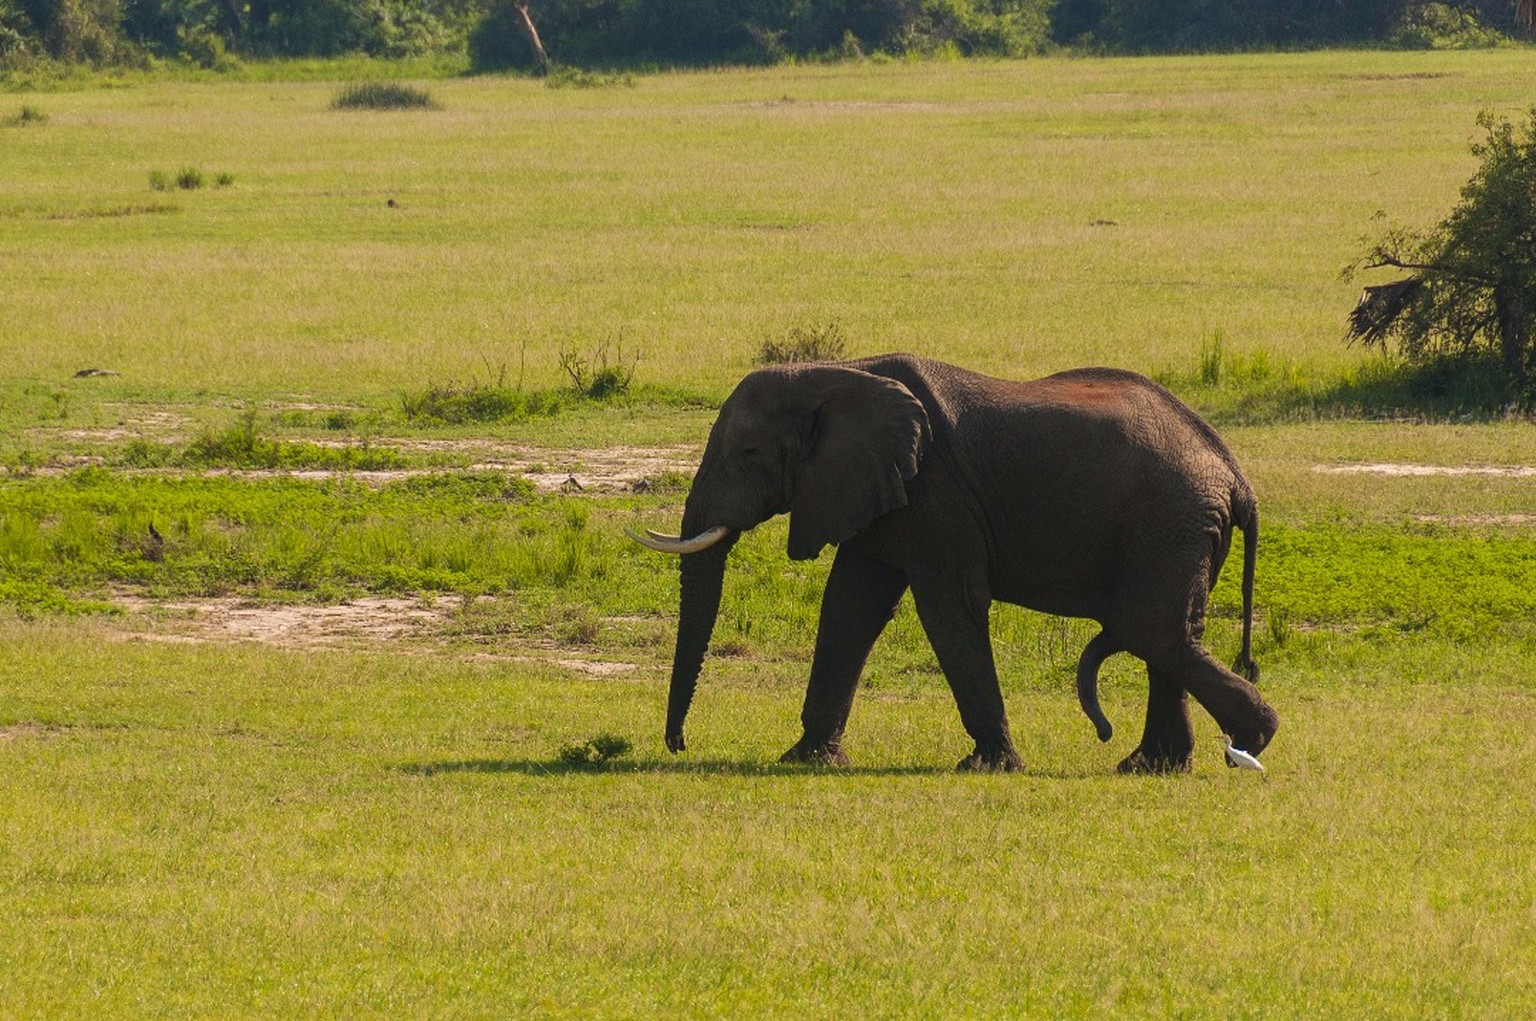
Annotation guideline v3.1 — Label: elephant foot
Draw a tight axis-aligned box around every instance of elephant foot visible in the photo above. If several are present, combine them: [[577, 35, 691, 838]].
[[1226, 703, 1280, 759], [780, 738, 850, 767], [957, 746, 1023, 773], [1117, 746, 1193, 775]]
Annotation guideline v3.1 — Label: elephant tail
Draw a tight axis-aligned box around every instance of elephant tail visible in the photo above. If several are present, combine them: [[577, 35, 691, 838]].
[[1234, 490, 1260, 684], [1076, 629, 1119, 743]]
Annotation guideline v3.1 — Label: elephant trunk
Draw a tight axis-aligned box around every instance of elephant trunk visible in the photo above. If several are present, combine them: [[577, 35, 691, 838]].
[[665, 529, 739, 753]]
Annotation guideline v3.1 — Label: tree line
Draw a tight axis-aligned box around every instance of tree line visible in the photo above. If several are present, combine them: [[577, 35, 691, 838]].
[[1, 1, 1530, 72]]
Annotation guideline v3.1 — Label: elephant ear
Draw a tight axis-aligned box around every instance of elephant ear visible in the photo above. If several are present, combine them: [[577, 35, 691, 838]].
[[786, 367, 929, 561]]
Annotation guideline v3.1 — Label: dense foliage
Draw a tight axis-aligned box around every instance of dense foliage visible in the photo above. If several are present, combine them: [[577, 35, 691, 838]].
[[0, 0, 1528, 70], [1052, 0, 1522, 50], [1348, 108, 1536, 386]]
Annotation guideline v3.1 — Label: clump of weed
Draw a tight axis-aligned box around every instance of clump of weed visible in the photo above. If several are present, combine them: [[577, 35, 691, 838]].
[[559, 341, 638, 399], [1266, 606, 1294, 649], [554, 602, 601, 645], [332, 82, 440, 111], [152, 410, 409, 470], [148, 167, 230, 191], [3, 104, 47, 127], [557, 733, 632, 766], [633, 470, 692, 494], [545, 65, 636, 90], [402, 381, 567, 424], [758, 321, 849, 365]]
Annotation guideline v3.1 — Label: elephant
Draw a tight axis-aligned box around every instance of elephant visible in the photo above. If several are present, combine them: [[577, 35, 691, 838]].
[[629, 354, 1278, 773]]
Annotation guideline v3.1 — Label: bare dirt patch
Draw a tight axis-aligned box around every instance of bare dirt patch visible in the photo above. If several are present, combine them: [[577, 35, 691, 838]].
[[3, 440, 697, 494], [182, 444, 697, 492], [109, 592, 642, 677], [1411, 514, 1536, 526], [116, 594, 446, 646], [0, 722, 53, 741], [506, 445, 697, 492], [1315, 462, 1536, 478]]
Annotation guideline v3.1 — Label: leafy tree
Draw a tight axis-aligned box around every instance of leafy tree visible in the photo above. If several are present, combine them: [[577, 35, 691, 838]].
[[14, 0, 126, 62], [471, 0, 1054, 71], [1346, 108, 1536, 384]]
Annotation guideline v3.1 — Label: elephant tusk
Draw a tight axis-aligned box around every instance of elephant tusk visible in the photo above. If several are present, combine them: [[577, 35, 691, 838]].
[[626, 525, 731, 555]]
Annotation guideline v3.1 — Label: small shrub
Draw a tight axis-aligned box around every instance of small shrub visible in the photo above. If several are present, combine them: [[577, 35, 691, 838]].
[[332, 82, 440, 111], [3, 104, 46, 126], [176, 167, 203, 190], [214, 172, 235, 188], [148, 170, 169, 191], [557, 733, 632, 766], [758, 321, 849, 364], [559, 341, 638, 399]]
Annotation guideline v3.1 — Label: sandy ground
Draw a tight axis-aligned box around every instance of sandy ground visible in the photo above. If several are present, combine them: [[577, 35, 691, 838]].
[[1314, 462, 1536, 478], [109, 592, 642, 677], [4, 440, 698, 493]]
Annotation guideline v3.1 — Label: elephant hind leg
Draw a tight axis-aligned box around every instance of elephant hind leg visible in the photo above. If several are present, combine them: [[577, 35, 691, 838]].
[[1076, 630, 1120, 743], [1159, 644, 1279, 758], [1118, 664, 1194, 774]]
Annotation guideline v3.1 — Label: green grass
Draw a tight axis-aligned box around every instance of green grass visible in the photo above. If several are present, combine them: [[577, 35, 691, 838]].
[[3, 50, 1534, 403], [2, 618, 1533, 1018], [6, 51, 1536, 1017]]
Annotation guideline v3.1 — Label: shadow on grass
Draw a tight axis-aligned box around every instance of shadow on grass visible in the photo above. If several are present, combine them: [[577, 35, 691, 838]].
[[397, 758, 1106, 780]]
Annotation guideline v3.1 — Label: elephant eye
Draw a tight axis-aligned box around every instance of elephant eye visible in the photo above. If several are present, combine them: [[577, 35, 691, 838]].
[[740, 445, 760, 459]]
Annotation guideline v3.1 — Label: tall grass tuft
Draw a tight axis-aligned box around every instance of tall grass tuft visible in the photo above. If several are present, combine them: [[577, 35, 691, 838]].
[[332, 82, 441, 111], [1199, 329, 1226, 387], [3, 104, 47, 126]]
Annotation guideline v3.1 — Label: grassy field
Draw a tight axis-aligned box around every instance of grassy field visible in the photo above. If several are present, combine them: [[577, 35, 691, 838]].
[[3, 49, 1534, 399], [3, 50, 1536, 1018]]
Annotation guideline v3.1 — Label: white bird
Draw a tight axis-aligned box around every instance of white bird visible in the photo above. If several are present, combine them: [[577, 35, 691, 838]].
[[1223, 738, 1265, 772]]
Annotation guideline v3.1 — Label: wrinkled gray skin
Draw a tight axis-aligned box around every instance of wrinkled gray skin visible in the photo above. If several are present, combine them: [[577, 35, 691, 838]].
[[654, 354, 1277, 773]]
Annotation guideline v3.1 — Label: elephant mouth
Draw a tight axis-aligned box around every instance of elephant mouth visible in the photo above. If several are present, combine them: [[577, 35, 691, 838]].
[[626, 525, 733, 555]]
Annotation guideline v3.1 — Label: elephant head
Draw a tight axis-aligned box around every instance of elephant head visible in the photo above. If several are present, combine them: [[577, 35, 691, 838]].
[[630, 364, 929, 753]]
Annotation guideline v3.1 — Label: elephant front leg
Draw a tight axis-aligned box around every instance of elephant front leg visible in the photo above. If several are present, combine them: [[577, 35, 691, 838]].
[[909, 572, 1023, 772], [781, 550, 908, 767]]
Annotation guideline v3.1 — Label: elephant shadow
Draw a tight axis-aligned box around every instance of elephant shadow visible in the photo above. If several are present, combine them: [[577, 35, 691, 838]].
[[396, 757, 1111, 780]]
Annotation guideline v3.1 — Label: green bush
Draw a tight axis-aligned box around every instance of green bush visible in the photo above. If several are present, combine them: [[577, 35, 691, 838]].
[[1347, 108, 1536, 388], [1389, 3, 1505, 48]]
